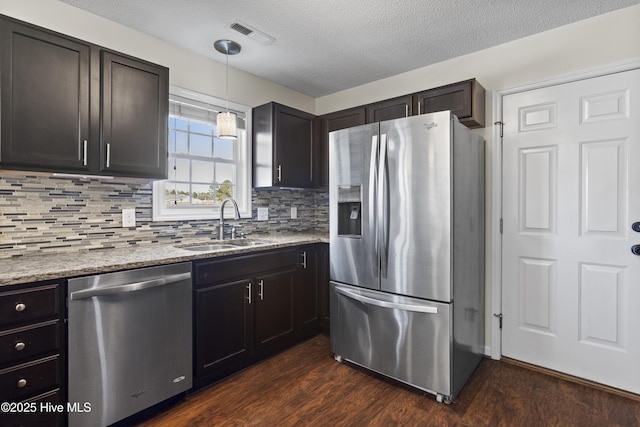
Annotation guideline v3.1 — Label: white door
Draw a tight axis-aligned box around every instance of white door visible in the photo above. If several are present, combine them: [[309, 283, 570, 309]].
[[502, 68, 640, 393]]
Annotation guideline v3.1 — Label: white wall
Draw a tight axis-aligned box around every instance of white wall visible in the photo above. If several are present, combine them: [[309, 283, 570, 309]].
[[316, 4, 640, 117], [0, 0, 316, 113]]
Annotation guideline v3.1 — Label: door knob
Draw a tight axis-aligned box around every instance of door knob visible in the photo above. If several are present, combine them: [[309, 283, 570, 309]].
[[632, 222, 640, 232], [632, 245, 640, 256]]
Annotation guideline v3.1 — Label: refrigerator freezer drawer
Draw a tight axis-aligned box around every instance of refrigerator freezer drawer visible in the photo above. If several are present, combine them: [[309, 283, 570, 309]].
[[330, 282, 451, 397]]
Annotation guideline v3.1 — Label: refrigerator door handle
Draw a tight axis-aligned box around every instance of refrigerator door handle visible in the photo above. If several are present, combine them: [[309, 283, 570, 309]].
[[369, 134, 379, 277], [335, 286, 438, 314], [378, 133, 389, 278]]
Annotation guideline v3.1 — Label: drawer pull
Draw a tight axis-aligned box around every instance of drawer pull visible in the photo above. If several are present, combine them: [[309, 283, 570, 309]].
[[15, 303, 26, 312], [17, 378, 27, 388], [15, 342, 26, 351]]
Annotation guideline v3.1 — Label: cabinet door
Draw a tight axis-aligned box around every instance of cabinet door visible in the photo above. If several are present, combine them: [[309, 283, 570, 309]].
[[195, 279, 252, 378], [254, 268, 296, 351], [365, 95, 412, 123], [274, 103, 315, 187], [100, 51, 168, 178], [0, 18, 90, 172], [413, 79, 485, 128], [298, 246, 321, 337]]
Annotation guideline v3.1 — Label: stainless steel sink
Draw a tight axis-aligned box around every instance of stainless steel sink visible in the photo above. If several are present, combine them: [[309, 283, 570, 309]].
[[180, 244, 237, 251], [178, 239, 267, 252]]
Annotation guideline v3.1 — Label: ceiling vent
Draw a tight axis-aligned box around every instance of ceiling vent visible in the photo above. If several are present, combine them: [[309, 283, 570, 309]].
[[229, 21, 275, 46]]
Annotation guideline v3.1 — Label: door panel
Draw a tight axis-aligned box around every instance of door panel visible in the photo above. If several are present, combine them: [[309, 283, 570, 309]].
[[329, 123, 378, 289], [380, 113, 452, 301], [502, 68, 640, 393]]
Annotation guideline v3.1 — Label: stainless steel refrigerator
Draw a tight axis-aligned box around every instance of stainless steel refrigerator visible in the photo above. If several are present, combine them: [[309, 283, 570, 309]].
[[329, 111, 484, 403]]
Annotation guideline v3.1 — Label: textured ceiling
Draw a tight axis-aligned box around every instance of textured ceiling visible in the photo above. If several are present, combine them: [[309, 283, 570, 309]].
[[58, 0, 640, 97]]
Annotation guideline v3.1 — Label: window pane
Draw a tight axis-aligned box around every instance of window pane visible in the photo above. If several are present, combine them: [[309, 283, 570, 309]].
[[168, 130, 176, 152], [192, 183, 215, 205], [175, 131, 188, 154], [192, 160, 214, 184], [190, 121, 213, 136], [214, 138, 234, 160], [174, 118, 188, 131], [166, 183, 191, 207], [190, 133, 212, 157], [215, 184, 234, 202], [175, 158, 190, 182], [215, 163, 235, 184]]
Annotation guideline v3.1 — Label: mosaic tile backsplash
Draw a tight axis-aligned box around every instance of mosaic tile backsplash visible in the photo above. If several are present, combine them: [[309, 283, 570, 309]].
[[0, 174, 329, 258]]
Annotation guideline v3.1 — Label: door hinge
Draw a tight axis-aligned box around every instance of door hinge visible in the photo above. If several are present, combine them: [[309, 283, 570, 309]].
[[494, 121, 504, 138], [493, 313, 503, 329], [500, 218, 503, 234]]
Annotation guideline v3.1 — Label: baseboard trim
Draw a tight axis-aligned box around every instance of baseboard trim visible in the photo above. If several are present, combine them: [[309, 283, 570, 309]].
[[501, 357, 640, 402]]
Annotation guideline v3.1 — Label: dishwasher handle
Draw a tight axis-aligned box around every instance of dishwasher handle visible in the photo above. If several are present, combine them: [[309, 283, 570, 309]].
[[70, 272, 191, 301]]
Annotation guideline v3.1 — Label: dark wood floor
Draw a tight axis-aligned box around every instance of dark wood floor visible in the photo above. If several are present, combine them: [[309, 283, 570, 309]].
[[138, 335, 640, 427]]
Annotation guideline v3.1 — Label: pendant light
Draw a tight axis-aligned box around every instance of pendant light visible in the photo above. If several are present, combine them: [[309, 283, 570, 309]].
[[214, 39, 241, 139]]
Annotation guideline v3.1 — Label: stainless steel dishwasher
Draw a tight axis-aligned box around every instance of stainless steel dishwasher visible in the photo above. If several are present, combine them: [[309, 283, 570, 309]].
[[67, 262, 192, 427]]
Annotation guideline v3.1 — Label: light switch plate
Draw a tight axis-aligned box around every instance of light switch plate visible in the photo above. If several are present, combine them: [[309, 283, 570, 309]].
[[122, 208, 136, 228], [290, 206, 297, 219], [257, 207, 269, 221]]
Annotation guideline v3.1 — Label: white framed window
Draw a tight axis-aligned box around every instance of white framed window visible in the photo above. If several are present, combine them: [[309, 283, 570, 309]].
[[153, 86, 252, 221]]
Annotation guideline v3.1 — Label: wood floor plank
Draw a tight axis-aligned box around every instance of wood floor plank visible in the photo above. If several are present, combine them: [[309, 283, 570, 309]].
[[137, 335, 640, 427]]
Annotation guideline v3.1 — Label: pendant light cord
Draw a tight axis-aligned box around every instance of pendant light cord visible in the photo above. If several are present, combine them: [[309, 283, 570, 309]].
[[225, 50, 230, 112]]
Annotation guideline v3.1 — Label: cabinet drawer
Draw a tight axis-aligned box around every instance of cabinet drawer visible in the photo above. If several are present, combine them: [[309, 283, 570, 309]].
[[0, 285, 59, 326], [194, 249, 298, 286], [0, 321, 59, 365], [0, 356, 60, 401], [3, 388, 64, 427]]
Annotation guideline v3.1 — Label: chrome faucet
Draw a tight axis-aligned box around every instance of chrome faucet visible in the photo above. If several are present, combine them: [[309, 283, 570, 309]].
[[219, 198, 241, 240]]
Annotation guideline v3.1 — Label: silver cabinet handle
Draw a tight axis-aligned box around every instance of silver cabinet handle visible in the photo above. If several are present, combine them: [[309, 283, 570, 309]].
[[106, 142, 111, 168], [300, 251, 307, 269], [70, 272, 191, 300], [277, 165, 282, 182], [15, 303, 26, 312], [418, 103, 421, 115], [80, 140, 87, 166], [405, 105, 409, 117], [15, 342, 26, 351], [335, 286, 438, 314], [258, 279, 264, 301], [246, 282, 252, 304], [17, 379, 27, 388]]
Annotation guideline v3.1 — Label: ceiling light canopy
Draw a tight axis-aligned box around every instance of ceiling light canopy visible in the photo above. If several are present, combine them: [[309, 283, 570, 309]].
[[214, 39, 241, 139]]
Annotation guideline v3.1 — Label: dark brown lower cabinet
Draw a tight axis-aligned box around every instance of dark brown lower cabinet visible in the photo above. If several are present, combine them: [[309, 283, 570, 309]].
[[254, 268, 296, 351], [195, 278, 253, 378], [0, 280, 65, 427], [193, 245, 328, 389], [298, 244, 329, 337]]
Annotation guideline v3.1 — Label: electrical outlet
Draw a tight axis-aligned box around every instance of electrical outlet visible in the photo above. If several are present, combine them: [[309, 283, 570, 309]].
[[122, 208, 136, 228], [257, 207, 269, 221], [290, 206, 298, 219]]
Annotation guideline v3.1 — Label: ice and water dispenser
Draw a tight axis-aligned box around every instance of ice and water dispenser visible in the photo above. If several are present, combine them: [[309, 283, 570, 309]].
[[337, 185, 361, 237]]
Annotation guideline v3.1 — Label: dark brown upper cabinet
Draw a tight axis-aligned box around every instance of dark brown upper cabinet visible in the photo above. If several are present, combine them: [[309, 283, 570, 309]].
[[365, 95, 413, 123], [253, 102, 317, 188], [324, 106, 367, 134], [100, 51, 168, 178], [413, 78, 485, 128], [0, 15, 168, 179], [0, 17, 91, 173]]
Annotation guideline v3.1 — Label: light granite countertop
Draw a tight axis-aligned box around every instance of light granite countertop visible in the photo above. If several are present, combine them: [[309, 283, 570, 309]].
[[0, 233, 329, 287]]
